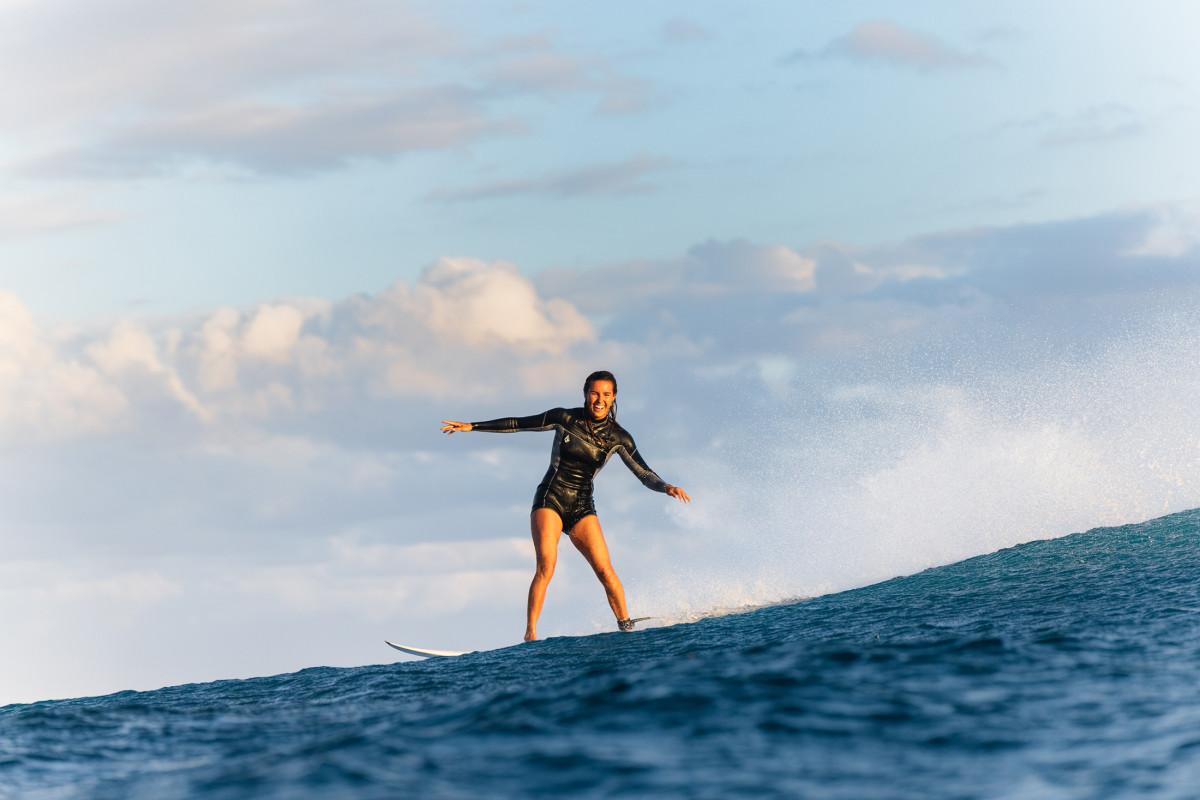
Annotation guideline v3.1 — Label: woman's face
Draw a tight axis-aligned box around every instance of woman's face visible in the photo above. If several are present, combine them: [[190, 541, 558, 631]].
[[585, 380, 616, 421]]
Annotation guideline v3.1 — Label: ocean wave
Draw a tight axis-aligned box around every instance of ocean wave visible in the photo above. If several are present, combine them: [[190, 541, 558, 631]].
[[3, 509, 1200, 798]]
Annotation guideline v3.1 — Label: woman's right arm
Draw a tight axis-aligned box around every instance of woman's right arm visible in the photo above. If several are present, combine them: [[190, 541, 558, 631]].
[[441, 409, 564, 435]]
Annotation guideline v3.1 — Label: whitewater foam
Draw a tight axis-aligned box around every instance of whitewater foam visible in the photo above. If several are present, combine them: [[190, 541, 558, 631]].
[[620, 310, 1200, 625]]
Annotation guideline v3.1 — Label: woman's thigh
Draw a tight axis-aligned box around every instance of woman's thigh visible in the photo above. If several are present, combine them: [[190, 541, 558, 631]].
[[531, 507, 563, 567], [567, 515, 614, 573]]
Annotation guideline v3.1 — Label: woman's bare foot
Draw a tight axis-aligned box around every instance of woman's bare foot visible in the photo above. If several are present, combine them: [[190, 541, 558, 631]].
[[524, 630, 536, 642]]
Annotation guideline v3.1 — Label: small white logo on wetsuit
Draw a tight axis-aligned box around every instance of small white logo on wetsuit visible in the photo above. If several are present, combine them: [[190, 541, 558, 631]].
[[564, 435, 570, 442]]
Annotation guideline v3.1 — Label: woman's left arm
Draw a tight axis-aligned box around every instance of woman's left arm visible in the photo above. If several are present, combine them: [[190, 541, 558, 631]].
[[617, 443, 692, 503]]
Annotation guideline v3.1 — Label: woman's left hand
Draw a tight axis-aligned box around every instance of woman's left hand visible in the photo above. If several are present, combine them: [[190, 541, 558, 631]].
[[666, 485, 692, 503]]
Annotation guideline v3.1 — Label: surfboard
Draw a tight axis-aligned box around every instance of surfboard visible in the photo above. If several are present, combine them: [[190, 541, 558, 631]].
[[385, 641, 469, 658], [386, 617, 662, 658]]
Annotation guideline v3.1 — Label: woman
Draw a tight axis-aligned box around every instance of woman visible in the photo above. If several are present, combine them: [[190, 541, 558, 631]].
[[441, 371, 691, 641]]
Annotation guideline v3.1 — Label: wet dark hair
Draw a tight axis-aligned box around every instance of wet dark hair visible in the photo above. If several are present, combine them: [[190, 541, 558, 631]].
[[583, 370, 618, 423]]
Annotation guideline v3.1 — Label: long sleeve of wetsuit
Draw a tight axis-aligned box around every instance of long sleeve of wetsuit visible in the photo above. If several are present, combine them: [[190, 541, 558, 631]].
[[615, 439, 669, 493], [470, 408, 566, 433]]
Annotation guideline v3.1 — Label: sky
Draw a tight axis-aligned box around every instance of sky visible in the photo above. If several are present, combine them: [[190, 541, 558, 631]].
[[1, 0, 1199, 705]]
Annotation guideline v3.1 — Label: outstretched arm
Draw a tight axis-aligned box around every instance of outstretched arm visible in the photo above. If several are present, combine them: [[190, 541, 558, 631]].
[[441, 408, 565, 435]]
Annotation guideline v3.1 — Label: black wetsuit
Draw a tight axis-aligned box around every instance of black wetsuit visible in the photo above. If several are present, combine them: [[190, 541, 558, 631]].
[[471, 407, 668, 531]]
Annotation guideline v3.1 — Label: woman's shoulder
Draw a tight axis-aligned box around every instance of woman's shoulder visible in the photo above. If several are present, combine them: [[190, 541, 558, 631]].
[[608, 418, 637, 446], [557, 407, 588, 424]]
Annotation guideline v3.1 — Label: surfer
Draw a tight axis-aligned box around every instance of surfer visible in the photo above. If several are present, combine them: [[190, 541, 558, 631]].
[[441, 370, 691, 641]]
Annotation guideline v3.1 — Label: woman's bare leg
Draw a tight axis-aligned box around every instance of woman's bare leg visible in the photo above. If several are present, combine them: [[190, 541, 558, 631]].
[[527, 508, 563, 641], [568, 515, 629, 623]]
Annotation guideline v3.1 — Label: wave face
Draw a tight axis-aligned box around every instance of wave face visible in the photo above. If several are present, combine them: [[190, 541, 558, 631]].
[[4, 509, 1200, 798]]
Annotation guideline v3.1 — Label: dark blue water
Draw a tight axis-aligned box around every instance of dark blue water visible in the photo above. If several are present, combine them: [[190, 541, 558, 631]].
[[4, 509, 1200, 798]]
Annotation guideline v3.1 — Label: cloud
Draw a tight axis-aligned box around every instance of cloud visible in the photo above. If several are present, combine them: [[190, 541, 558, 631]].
[[877, 209, 1199, 305], [595, 75, 656, 116], [990, 105, 1147, 149], [0, 191, 122, 240], [428, 155, 672, 202], [38, 569, 182, 606], [19, 89, 523, 178], [0, 257, 600, 445], [368, 257, 595, 354], [476, 34, 656, 116], [7, 207, 1197, 449], [977, 26, 1024, 44], [0, 291, 129, 441], [240, 563, 530, 620], [522, 209, 1200, 392], [86, 319, 211, 421], [240, 305, 308, 363], [231, 536, 535, 621], [0, 0, 649, 178], [532, 237, 910, 316], [823, 21, 992, 71], [1123, 201, 1200, 258], [1039, 105, 1146, 147], [661, 18, 714, 45], [0, 0, 451, 128], [481, 46, 595, 96]]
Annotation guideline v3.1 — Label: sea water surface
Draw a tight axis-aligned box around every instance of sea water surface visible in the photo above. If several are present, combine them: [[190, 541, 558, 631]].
[[3, 508, 1200, 798]]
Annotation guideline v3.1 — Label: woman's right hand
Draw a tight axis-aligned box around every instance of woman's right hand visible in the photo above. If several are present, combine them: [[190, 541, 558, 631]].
[[441, 420, 472, 435]]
